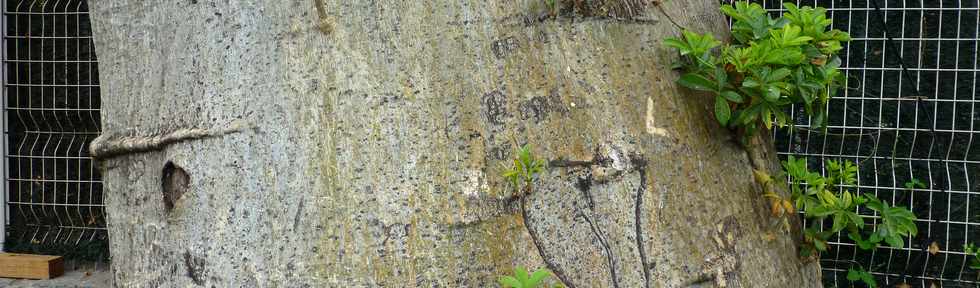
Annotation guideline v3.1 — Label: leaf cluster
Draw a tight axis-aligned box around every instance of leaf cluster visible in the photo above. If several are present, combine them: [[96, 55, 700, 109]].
[[502, 144, 547, 193], [665, 1, 850, 139], [904, 178, 926, 190], [782, 156, 917, 257], [846, 266, 877, 288], [498, 266, 559, 288], [966, 243, 980, 270]]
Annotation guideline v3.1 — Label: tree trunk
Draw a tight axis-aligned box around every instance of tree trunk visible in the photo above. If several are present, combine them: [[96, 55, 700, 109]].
[[89, 0, 822, 287]]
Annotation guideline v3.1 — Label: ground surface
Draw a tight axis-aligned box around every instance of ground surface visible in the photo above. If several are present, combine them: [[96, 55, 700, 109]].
[[0, 261, 111, 288]]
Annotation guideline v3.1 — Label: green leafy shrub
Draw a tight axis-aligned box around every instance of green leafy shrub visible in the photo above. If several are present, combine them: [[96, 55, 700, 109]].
[[665, 1, 851, 139], [502, 144, 547, 194], [498, 266, 558, 288], [846, 266, 877, 288], [966, 243, 980, 270], [782, 156, 917, 257], [904, 178, 926, 190]]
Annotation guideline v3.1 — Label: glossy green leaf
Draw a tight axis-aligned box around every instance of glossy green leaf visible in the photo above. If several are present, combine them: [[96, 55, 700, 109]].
[[720, 90, 744, 103], [846, 267, 878, 288], [846, 211, 864, 229], [714, 96, 731, 126], [884, 234, 904, 248], [770, 68, 792, 81], [764, 86, 781, 102], [677, 73, 717, 91], [663, 38, 690, 54], [832, 213, 847, 232]]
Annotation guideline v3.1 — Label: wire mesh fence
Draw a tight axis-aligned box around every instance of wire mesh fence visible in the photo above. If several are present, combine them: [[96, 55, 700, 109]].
[[733, 0, 980, 286], [1, 0, 106, 261]]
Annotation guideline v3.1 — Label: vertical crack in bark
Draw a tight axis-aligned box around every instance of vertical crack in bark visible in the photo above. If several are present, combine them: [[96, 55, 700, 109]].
[[522, 189, 576, 288], [633, 166, 652, 288], [292, 199, 305, 231], [575, 201, 620, 288]]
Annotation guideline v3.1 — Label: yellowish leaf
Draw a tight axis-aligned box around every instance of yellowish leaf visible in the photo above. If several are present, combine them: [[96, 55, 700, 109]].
[[928, 242, 940, 255], [895, 283, 911, 288], [782, 200, 794, 213], [763, 190, 781, 199], [771, 200, 784, 217], [763, 232, 777, 242], [753, 169, 772, 184], [811, 56, 827, 66]]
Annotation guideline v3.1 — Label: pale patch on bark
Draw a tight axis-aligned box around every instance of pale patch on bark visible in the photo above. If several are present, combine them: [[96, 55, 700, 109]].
[[645, 97, 670, 137], [462, 169, 488, 198]]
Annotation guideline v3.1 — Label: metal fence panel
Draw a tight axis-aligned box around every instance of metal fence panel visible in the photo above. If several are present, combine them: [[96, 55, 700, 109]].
[[1, 0, 106, 260], [736, 0, 980, 286]]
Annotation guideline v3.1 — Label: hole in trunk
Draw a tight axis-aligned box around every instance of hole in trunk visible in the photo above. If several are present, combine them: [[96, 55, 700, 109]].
[[161, 161, 189, 212]]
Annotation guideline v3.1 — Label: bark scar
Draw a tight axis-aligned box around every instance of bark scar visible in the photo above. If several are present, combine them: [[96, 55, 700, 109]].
[[312, 0, 333, 34], [683, 216, 741, 287], [183, 250, 206, 285], [89, 120, 250, 159]]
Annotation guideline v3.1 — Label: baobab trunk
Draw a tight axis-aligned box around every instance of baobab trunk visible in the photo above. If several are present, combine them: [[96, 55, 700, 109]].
[[89, 0, 822, 287]]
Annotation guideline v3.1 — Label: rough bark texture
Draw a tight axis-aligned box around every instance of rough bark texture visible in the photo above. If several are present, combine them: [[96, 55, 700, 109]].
[[89, 0, 822, 287]]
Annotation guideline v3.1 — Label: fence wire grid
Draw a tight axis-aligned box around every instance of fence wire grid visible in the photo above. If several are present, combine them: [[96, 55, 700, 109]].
[[733, 0, 980, 286], [1, 0, 106, 261]]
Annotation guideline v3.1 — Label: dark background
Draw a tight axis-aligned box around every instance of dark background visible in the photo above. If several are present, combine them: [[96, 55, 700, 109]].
[[3, 0, 107, 262]]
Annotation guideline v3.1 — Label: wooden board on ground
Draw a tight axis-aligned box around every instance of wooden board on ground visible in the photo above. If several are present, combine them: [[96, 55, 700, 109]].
[[0, 253, 64, 279]]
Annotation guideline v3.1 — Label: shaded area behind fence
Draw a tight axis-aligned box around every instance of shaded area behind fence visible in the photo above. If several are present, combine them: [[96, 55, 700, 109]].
[[2, 0, 106, 262]]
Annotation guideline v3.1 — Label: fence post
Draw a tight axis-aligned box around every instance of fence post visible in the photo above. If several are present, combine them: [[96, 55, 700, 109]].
[[0, 0, 8, 252]]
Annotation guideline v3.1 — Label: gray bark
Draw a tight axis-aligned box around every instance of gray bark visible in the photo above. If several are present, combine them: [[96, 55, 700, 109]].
[[89, 0, 822, 287]]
